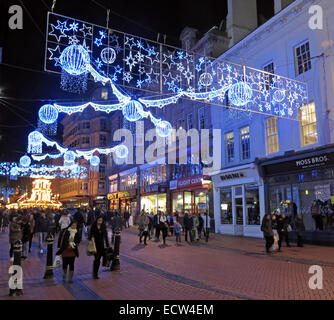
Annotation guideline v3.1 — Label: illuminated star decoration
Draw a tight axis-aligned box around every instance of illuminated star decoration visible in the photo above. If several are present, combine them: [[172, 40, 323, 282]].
[[146, 68, 160, 84], [69, 22, 79, 32], [124, 37, 136, 49], [49, 23, 68, 42], [163, 54, 176, 69], [68, 35, 80, 45], [124, 52, 138, 72], [80, 24, 93, 37]]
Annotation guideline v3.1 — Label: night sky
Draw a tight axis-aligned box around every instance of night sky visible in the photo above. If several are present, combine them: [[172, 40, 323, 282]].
[[0, 0, 273, 162]]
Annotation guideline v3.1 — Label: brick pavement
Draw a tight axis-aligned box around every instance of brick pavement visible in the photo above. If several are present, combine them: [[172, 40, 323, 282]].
[[0, 227, 334, 300]]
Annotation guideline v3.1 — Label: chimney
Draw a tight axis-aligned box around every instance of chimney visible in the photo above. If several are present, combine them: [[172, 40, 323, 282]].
[[274, 0, 295, 14], [226, 0, 258, 47], [179, 27, 198, 51]]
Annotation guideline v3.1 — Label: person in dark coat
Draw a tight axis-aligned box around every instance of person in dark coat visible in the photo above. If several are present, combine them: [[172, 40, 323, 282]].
[[183, 213, 193, 242], [89, 216, 109, 279], [34, 212, 49, 254], [86, 210, 95, 237], [277, 213, 291, 251], [9, 216, 22, 261], [21, 216, 31, 259], [56, 221, 80, 283], [124, 211, 130, 228], [198, 214, 204, 239], [73, 209, 85, 243], [138, 212, 150, 245], [153, 212, 162, 241], [261, 214, 274, 253], [294, 214, 306, 247], [111, 211, 123, 244]]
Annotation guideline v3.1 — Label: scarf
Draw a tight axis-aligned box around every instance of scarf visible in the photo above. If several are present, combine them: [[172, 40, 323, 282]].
[[68, 227, 77, 249]]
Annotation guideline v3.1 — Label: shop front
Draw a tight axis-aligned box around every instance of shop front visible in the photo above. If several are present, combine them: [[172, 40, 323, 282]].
[[261, 146, 334, 240], [93, 196, 107, 211], [170, 175, 211, 216], [211, 164, 264, 238], [140, 184, 167, 214], [119, 190, 138, 215], [107, 192, 119, 210]]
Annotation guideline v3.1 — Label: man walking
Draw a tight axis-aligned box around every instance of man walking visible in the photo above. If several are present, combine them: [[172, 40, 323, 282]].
[[34, 212, 49, 254]]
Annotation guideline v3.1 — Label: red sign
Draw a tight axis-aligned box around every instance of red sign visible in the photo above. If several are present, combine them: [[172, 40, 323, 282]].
[[177, 175, 208, 189]]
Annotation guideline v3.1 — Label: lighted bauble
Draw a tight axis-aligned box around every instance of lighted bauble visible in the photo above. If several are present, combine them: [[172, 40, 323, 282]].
[[273, 89, 286, 103], [38, 104, 59, 124], [101, 47, 116, 64], [10, 167, 18, 176], [199, 72, 213, 87], [28, 131, 43, 146], [59, 44, 90, 76], [64, 151, 77, 165], [156, 121, 172, 138], [115, 145, 128, 159], [228, 82, 253, 106], [90, 155, 100, 167], [122, 100, 143, 122], [19, 155, 31, 168]]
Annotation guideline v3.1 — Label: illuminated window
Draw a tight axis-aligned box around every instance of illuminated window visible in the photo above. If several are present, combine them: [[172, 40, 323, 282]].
[[294, 41, 311, 76], [101, 88, 108, 100], [299, 102, 318, 146], [265, 117, 279, 155], [240, 126, 250, 160], [263, 61, 275, 90], [225, 132, 234, 163]]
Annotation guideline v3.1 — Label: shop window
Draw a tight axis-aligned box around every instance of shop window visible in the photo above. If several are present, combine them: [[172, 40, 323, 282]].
[[294, 41, 311, 76], [245, 184, 260, 225], [109, 179, 118, 193], [240, 126, 250, 160], [265, 117, 279, 155], [225, 132, 234, 163], [299, 102, 318, 147], [173, 192, 184, 214], [220, 188, 232, 224]]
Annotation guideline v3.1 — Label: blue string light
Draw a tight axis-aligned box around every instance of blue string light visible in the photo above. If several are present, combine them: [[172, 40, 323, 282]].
[[122, 100, 143, 122], [38, 104, 59, 124], [19, 155, 31, 168], [59, 44, 90, 76], [228, 82, 253, 107]]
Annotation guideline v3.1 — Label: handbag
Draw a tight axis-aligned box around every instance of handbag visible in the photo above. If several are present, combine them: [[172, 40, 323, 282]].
[[86, 240, 97, 256], [53, 255, 62, 268]]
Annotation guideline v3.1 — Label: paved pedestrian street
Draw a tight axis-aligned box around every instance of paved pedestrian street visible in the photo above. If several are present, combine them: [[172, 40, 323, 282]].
[[0, 228, 334, 300]]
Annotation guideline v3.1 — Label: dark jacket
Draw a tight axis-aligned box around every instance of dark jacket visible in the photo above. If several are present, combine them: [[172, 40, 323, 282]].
[[294, 217, 305, 236], [87, 211, 95, 226], [34, 216, 49, 233], [277, 216, 289, 233], [183, 214, 192, 230], [111, 215, 123, 232], [89, 223, 109, 251], [21, 222, 31, 243], [261, 216, 274, 237], [9, 220, 22, 244], [56, 228, 80, 257]]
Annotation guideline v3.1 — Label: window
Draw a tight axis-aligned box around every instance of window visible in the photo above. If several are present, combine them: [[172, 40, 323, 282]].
[[81, 183, 88, 191], [198, 107, 205, 129], [265, 117, 279, 155], [99, 165, 106, 179], [240, 126, 250, 160], [82, 121, 90, 129], [98, 182, 105, 193], [101, 88, 108, 100], [225, 132, 234, 163], [82, 136, 90, 145], [299, 102, 318, 146], [177, 119, 184, 130], [100, 118, 107, 130], [263, 61, 275, 90], [294, 41, 311, 75], [220, 188, 232, 224], [187, 113, 193, 130], [99, 134, 107, 146]]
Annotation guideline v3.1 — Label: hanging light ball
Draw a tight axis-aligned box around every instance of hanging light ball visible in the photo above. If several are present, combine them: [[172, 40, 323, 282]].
[[90, 155, 100, 167], [156, 121, 172, 137], [38, 104, 59, 124], [122, 100, 143, 122], [28, 131, 43, 146], [115, 145, 128, 159], [228, 82, 253, 106], [100, 47, 116, 64], [59, 44, 90, 76], [273, 89, 286, 103], [10, 167, 18, 176], [64, 151, 77, 165], [19, 155, 31, 168]]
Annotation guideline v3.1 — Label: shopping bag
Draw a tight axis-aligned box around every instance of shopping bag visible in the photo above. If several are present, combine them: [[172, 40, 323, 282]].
[[53, 255, 62, 268], [86, 240, 97, 256], [272, 231, 279, 251]]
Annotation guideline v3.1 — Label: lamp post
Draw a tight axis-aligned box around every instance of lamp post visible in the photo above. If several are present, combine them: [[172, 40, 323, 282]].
[[43, 234, 54, 279], [110, 230, 121, 271]]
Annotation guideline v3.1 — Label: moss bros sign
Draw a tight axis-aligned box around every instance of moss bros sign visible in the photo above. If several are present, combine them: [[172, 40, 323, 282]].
[[263, 152, 334, 175]]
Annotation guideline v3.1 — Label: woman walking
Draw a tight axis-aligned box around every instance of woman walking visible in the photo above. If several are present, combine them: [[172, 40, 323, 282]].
[[138, 212, 150, 245], [89, 216, 109, 279], [56, 222, 80, 283], [160, 212, 168, 245], [261, 214, 274, 254]]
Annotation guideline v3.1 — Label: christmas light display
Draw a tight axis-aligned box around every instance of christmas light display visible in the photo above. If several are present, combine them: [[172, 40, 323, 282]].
[[19, 155, 31, 168], [228, 82, 253, 107], [38, 104, 59, 124]]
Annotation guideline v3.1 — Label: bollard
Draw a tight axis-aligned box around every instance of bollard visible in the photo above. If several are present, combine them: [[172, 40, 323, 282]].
[[110, 231, 121, 271], [43, 234, 54, 279], [9, 240, 23, 297]]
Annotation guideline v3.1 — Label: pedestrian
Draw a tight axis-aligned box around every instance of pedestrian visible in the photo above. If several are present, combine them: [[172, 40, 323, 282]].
[[277, 213, 291, 251], [86, 209, 95, 238], [2, 210, 9, 232], [184, 212, 193, 242], [148, 211, 154, 238], [28, 211, 35, 253], [198, 214, 204, 239], [21, 216, 31, 260], [261, 214, 274, 254], [154, 211, 162, 241], [89, 216, 109, 279], [46, 210, 57, 236], [191, 213, 200, 241], [271, 214, 279, 252], [0, 209, 3, 231], [124, 210, 130, 228], [138, 212, 150, 245], [73, 209, 85, 243], [173, 219, 182, 245], [160, 212, 168, 245], [294, 214, 305, 247], [56, 221, 80, 283], [9, 216, 22, 262], [34, 212, 49, 254]]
